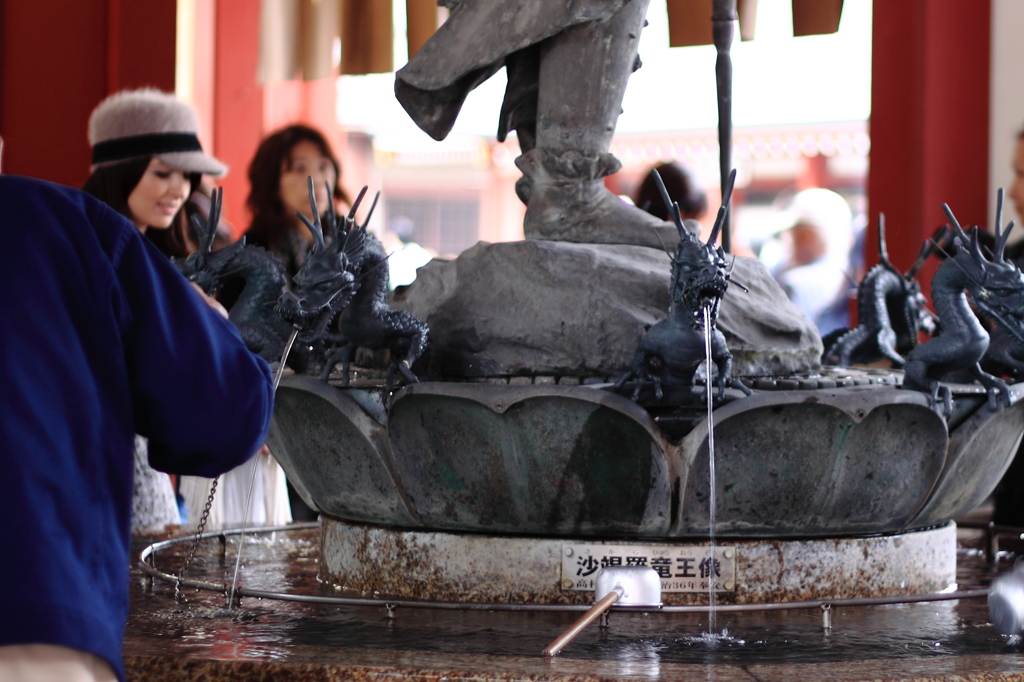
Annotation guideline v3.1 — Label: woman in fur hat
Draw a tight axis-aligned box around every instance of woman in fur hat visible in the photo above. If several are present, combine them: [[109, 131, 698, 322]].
[[83, 88, 226, 259], [83, 88, 229, 534], [82, 89, 292, 535]]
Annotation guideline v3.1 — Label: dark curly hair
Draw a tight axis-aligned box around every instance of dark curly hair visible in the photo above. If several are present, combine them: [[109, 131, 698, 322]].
[[633, 162, 707, 222], [82, 157, 200, 259], [245, 125, 348, 251]]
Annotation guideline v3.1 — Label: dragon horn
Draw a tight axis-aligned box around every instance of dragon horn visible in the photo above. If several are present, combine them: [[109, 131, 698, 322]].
[[941, 203, 969, 243], [338, 185, 370, 253], [652, 169, 687, 238], [707, 168, 737, 247], [348, 186, 368, 221], [209, 187, 222, 242], [361, 191, 381, 231], [993, 188, 1011, 264], [906, 229, 941, 279], [298, 176, 325, 252], [968, 225, 986, 263], [189, 186, 222, 255], [324, 181, 338, 234], [876, 213, 902, 278], [941, 203, 983, 265], [189, 213, 211, 253], [877, 213, 890, 266]]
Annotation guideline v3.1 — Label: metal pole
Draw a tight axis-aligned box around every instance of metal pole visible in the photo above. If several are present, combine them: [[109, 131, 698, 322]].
[[712, 0, 736, 254], [542, 589, 621, 657]]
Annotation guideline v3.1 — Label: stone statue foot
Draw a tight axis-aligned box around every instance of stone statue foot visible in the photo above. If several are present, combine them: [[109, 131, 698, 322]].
[[516, 148, 685, 251], [526, 184, 683, 251]]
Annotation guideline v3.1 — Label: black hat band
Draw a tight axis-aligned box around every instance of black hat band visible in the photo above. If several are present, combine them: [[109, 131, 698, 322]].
[[92, 132, 203, 165]]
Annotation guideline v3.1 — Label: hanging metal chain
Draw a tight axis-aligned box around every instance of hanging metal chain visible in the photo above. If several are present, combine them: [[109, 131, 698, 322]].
[[174, 477, 219, 603]]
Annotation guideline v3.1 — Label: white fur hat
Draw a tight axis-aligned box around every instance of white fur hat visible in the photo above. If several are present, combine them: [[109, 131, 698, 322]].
[[88, 88, 226, 176]]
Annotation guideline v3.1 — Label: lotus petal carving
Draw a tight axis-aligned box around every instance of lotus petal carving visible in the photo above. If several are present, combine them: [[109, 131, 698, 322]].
[[267, 375, 1023, 537]]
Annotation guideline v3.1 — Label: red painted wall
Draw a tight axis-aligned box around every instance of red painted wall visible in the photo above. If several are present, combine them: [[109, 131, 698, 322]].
[[0, 0, 176, 187], [867, 0, 991, 297]]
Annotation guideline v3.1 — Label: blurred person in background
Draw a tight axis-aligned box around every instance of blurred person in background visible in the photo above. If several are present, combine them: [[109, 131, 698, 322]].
[[242, 124, 352, 521], [382, 216, 435, 290], [992, 123, 1024, 528], [245, 124, 349, 282], [763, 188, 854, 336]]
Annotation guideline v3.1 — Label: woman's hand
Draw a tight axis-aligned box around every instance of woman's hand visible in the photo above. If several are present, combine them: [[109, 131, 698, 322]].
[[189, 281, 229, 319]]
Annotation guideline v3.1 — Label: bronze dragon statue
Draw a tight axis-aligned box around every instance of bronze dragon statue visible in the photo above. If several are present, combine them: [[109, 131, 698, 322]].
[[903, 192, 1024, 416], [175, 188, 308, 370], [274, 182, 362, 352], [822, 214, 937, 367], [615, 168, 750, 403], [276, 178, 430, 391], [981, 324, 1024, 381]]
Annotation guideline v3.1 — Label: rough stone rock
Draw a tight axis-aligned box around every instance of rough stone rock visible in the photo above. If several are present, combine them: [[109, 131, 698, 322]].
[[391, 240, 821, 378], [719, 256, 825, 376]]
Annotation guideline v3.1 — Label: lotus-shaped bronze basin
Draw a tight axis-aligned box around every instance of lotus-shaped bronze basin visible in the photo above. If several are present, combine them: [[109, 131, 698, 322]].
[[265, 374, 1024, 538]]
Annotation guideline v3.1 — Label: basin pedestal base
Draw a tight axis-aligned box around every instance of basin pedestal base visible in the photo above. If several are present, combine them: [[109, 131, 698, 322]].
[[320, 518, 957, 604]]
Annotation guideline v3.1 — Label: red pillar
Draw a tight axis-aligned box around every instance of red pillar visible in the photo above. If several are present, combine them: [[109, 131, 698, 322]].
[[111, 1, 177, 93], [0, 0, 108, 185], [213, 0, 265, 234], [0, 0, 176, 187], [867, 0, 991, 298]]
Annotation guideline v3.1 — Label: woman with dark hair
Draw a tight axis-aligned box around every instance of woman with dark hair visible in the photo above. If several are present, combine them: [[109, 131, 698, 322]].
[[243, 124, 350, 522], [82, 156, 200, 258], [83, 88, 230, 534], [82, 89, 225, 259], [245, 124, 349, 279]]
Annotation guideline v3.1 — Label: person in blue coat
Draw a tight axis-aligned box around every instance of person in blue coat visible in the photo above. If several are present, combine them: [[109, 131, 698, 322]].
[[0, 174, 275, 681]]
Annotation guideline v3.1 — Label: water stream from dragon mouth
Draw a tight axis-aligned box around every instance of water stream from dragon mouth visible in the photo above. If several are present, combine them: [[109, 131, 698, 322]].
[[227, 328, 300, 609], [703, 305, 719, 637]]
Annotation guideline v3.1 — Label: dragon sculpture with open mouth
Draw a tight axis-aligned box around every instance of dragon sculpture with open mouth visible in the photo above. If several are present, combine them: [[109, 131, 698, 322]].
[[276, 179, 429, 391], [615, 168, 751, 403], [903, 191, 1024, 416], [822, 214, 937, 368]]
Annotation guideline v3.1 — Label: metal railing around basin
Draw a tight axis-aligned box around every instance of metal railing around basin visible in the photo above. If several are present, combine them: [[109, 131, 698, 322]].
[[139, 521, 1024, 618]]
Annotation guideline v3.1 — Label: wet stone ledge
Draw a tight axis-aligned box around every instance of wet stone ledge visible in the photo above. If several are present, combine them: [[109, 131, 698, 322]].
[[123, 529, 1024, 682]]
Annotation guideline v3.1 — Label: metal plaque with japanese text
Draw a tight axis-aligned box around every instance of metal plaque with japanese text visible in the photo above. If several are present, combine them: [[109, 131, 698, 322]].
[[560, 544, 736, 592]]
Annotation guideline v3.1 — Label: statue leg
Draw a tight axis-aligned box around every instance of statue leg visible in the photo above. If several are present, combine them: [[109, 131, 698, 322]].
[[320, 344, 356, 384], [515, 0, 679, 250]]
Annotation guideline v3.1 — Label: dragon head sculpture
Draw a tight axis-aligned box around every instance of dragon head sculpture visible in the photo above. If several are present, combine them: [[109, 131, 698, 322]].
[[175, 187, 255, 295], [670, 223, 731, 328], [879, 215, 938, 346], [945, 195, 1024, 346], [275, 179, 370, 339], [659, 168, 739, 330]]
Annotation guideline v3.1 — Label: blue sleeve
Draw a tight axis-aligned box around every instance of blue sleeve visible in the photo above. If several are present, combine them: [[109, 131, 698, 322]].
[[114, 223, 275, 477]]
